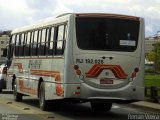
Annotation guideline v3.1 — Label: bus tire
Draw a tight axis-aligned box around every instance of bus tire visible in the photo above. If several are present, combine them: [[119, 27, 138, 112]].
[[13, 81, 23, 102], [90, 102, 112, 111], [0, 89, 2, 93], [39, 82, 49, 111]]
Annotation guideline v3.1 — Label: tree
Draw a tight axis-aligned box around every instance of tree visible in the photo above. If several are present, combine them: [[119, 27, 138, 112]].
[[147, 51, 156, 62], [147, 42, 160, 72]]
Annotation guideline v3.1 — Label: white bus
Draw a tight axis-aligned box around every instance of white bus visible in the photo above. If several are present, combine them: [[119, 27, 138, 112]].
[[3, 13, 145, 111]]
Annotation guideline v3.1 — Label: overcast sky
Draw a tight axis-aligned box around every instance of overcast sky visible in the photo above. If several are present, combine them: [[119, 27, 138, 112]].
[[0, 0, 160, 37]]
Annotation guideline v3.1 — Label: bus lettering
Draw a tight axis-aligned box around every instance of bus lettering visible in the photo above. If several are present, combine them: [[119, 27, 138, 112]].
[[29, 60, 42, 69]]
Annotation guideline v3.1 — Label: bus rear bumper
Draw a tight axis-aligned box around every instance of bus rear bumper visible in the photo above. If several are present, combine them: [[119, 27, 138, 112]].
[[80, 82, 144, 102], [64, 82, 144, 103]]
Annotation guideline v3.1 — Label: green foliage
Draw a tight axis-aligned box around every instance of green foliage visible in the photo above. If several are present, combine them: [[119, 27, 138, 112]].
[[146, 42, 160, 71], [147, 51, 156, 62], [145, 69, 155, 74]]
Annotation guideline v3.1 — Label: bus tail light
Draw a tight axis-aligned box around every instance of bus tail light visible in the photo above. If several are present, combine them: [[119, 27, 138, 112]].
[[76, 69, 81, 75], [74, 65, 79, 70], [75, 86, 81, 95], [74, 65, 82, 75], [131, 68, 139, 78]]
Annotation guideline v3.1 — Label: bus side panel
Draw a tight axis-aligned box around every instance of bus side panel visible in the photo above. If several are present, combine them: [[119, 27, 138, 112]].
[[80, 82, 144, 101], [63, 15, 82, 98], [45, 59, 65, 100], [129, 18, 145, 100], [13, 59, 30, 95]]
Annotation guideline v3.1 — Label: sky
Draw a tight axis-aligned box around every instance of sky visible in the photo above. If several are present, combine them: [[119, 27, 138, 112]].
[[0, 0, 160, 37]]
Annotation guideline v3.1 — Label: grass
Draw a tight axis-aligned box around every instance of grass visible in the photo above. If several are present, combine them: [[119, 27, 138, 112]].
[[144, 74, 160, 101], [145, 74, 160, 87]]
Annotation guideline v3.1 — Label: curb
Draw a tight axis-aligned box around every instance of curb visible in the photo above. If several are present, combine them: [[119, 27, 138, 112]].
[[126, 102, 160, 113]]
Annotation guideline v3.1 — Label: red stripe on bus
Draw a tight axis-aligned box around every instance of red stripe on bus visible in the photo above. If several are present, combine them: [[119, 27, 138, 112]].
[[30, 69, 61, 81], [14, 64, 64, 97], [30, 69, 64, 96], [85, 64, 128, 79], [19, 79, 37, 95], [56, 84, 64, 97], [14, 63, 23, 73]]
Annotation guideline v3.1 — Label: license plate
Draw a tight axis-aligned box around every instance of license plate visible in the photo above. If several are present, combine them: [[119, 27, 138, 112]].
[[100, 79, 113, 84]]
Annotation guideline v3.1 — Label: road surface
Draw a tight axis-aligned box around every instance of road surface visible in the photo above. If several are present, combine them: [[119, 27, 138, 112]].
[[0, 91, 159, 120]]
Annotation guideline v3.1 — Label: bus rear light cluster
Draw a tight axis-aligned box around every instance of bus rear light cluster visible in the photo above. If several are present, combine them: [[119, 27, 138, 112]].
[[74, 65, 79, 70], [74, 64, 84, 80], [74, 65, 82, 75], [131, 68, 139, 78], [75, 92, 80, 95], [74, 86, 81, 95], [77, 86, 80, 90]]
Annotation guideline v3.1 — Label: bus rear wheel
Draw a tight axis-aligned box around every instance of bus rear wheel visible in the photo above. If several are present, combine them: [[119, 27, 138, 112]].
[[39, 82, 49, 111], [90, 102, 112, 111], [13, 81, 23, 102], [0, 89, 2, 93]]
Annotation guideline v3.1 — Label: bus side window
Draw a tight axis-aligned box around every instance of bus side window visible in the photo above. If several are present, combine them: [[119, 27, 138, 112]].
[[23, 33, 27, 56], [31, 30, 38, 56], [45, 28, 50, 56], [37, 30, 42, 56], [56, 25, 65, 55], [48, 27, 55, 55], [15, 34, 20, 57], [25, 32, 31, 56], [63, 25, 67, 53], [19, 33, 25, 57], [39, 29, 46, 56]]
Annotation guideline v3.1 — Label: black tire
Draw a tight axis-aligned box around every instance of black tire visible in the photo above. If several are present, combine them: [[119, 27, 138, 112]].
[[0, 89, 2, 93], [39, 82, 49, 111], [90, 102, 112, 111], [13, 81, 23, 102]]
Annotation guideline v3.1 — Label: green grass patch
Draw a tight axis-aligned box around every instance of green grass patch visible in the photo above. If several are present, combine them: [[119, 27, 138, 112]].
[[145, 75, 160, 101], [145, 75, 160, 87]]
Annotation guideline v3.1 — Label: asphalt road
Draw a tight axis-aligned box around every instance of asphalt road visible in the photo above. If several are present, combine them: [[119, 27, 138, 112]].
[[0, 91, 160, 120]]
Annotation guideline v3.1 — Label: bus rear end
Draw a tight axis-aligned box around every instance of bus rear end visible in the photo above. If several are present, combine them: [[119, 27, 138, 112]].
[[65, 13, 144, 110]]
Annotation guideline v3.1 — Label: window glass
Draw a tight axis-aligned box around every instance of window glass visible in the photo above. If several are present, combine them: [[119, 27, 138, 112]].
[[64, 25, 67, 40], [11, 35, 16, 44], [25, 32, 31, 56], [56, 41, 63, 55], [32, 30, 38, 56], [56, 25, 66, 55], [57, 25, 64, 40], [15, 34, 20, 56], [39, 29, 46, 56], [37, 30, 41, 56], [19, 33, 25, 56], [48, 27, 54, 55], [76, 17, 140, 52], [45, 28, 50, 55], [16, 34, 20, 45]]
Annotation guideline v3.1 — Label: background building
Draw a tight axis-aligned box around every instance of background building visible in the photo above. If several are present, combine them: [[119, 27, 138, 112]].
[[145, 37, 160, 57], [0, 35, 10, 65]]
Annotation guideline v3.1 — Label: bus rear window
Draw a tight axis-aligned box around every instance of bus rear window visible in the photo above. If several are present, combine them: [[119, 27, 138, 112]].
[[76, 17, 140, 52]]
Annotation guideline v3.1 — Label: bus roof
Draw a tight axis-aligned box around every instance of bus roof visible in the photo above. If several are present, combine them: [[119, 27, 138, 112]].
[[11, 13, 140, 34], [76, 13, 140, 21], [11, 14, 71, 34]]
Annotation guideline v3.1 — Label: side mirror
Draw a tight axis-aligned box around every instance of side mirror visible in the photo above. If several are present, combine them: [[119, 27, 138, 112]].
[[3, 48, 7, 57]]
